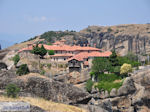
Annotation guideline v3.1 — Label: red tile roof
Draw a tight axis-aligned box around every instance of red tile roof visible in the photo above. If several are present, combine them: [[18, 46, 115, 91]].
[[50, 53, 73, 57], [68, 51, 112, 61], [19, 44, 102, 52]]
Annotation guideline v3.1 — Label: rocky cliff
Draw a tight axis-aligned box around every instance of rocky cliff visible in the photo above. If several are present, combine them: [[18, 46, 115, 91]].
[[6, 24, 150, 56], [77, 24, 150, 56]]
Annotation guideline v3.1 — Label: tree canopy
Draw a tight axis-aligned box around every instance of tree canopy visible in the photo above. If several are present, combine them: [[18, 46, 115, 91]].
[[31, 44, 47, 58]]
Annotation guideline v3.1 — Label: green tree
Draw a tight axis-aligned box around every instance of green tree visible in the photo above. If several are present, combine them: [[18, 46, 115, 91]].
[[85, 80, 94, 93], [31, 44, 40, 55], [12, 54, 20, 66], [31, 44, 47, 58], [16, 64, 29, 76], [39, 45, 47, 58], [6, 84, 20, 98], [92, 57, 110, 74], [109, 50, 119, 66], [48, 50, 55, 55]]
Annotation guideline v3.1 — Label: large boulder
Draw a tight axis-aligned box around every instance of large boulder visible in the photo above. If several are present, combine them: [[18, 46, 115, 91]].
[[0, 70, 17, 89], [0, 71, 91, 104], [117, 77, 136, 96]]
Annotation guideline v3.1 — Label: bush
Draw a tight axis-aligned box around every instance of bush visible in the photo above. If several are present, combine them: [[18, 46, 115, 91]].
[[97, 73, 122, 82], [120, 63, 132, 75], [95, 81, 123, 93], [47, 63, 51, 69], [113, 66, 121, 74], [107, 28, 113, 32], [48, 50, 55, 55], [85, 80, 94, 93], [12, 54, 20, 66], [58, 64, 64, 68], [16, 64, 29, 76], [6, 84, 20, 98], [40, 69, 45, 75]]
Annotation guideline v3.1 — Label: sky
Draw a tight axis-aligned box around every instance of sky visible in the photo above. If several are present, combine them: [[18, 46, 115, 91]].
[[0, 0, 150, 48]]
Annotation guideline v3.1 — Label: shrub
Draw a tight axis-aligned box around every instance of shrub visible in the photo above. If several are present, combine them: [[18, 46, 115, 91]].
[[47, 63, 51, 69], [113, 66, 121, 74], [98, 73, 122, 82], [12, 54, 20, 66], [95, 81, 123, 93], [85, 80, 94, 93], [40, 69, 45, 75], [48, 50, 55, 55], [107, 28, 113, 32], [40, 63, 44, 69], [58, 64, 64, 68], [16, 64, 29, 76], [120, 63, 132, 75], [6, 84, 20, 98]]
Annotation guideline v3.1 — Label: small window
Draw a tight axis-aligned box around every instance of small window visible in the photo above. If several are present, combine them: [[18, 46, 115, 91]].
[[64, 58, 66, 60]]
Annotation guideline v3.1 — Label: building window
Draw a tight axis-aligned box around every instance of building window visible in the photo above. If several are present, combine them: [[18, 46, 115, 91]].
[[86, 58, 88, 61], [64, 58, 66, 60]]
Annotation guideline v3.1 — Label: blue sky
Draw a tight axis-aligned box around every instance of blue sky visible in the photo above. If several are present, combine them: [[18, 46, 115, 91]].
[[0, 0, 150, 48]]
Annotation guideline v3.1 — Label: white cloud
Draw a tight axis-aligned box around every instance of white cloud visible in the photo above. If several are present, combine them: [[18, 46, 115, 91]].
[[24, 15, 55, 22]]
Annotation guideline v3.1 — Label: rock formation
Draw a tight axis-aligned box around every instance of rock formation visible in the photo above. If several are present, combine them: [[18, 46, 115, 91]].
[[0, 71, 91, 104], [89, 65, 150, 112]]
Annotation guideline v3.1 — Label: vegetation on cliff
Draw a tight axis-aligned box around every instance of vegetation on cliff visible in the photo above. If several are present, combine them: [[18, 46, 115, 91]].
[[6, 84, 20, 98], [12, 54, 20, 66], [86, 51, 140, 93]]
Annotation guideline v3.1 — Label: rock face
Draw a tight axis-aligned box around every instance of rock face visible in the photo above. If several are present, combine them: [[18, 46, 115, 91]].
[[0, 71, 91, 104], [89, 66, 150, 112], [77, 24, 150, 56]]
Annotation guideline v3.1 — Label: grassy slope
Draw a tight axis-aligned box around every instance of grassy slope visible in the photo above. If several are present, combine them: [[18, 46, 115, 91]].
[[0, 95, 87, 112], [80, 24, 150, 37]]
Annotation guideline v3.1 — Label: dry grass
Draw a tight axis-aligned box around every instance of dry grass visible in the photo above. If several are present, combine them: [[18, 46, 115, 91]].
[[80, 24, 150, 37], [7, 37, 41, 50], [0, 95, 87, 112]]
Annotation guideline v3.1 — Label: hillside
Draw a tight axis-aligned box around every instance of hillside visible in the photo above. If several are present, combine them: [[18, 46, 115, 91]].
[[7, 24, 150, 56]]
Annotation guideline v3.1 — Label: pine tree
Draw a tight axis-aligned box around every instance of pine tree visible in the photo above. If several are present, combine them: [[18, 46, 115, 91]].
[[39, 45, 47, 58], [109, 50, 119, 66], [31, 44, 47, 58]]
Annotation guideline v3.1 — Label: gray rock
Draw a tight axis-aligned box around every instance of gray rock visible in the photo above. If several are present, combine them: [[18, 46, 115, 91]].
[[110, 88, 117, 97], [88, 98, 96, 105], [31, 105, 47, 112], [98, 99, 113, 112], [88, 104, 108, 112], [117, 77, 136, 96], [0, 70, 91, 104]]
